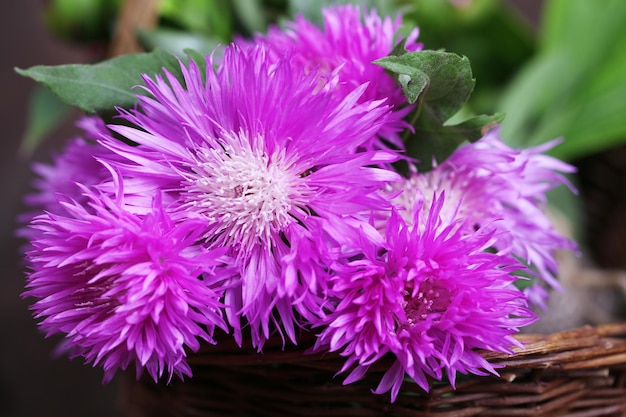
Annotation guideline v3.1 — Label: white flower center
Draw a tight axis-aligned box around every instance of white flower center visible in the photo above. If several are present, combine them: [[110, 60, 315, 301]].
[[394, 171, 465, 229], [183, 135, 305, 253]]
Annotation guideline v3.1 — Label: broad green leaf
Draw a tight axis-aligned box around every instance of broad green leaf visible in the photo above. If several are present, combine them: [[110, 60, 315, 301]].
[[183, 48, 215, 82], [19, 86, 73, 156], [376, 50, 499, 171], [404, 113, 505, 172], [375, 51, 475, 122], [400, 0, 535, 116], [15, 49, 182, 114]]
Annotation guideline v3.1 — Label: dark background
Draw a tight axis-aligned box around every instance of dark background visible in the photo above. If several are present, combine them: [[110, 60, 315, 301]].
[[0, 1, 123, 416], [0, 1, 543, 416]]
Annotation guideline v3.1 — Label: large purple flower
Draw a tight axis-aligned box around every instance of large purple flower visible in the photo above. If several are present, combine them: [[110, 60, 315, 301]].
[[393, 128, 577, 307], [98, 43, 401, 348], [250, 5, 422, 151], [315, 193, 535, 401], [24, 185, 229, 383]]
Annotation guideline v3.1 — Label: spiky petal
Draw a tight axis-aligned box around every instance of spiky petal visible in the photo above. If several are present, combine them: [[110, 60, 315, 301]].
[[250, 4, 422, 150], [23, 116, 114, 216], [393, 128, 577, 306], [315, 193, 535, 401], [24, 188, 229, 383], [98, 43, 401, 348]]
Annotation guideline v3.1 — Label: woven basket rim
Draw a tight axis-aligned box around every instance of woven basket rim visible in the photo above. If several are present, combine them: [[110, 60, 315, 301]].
[[185, 321, 626, 370], [121, 322, 626, 417]]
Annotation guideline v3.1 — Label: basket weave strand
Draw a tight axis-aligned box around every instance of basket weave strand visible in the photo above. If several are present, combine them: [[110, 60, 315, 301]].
[[121, 322, 626, 417]]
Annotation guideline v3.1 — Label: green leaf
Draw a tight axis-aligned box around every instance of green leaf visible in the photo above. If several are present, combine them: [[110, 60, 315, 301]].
[[375, 51, 475, 120], [404, 113, 505, 172], [399, 0, 535, 116], [183, 48, 213, 82], [376, 50, 499, 171], [19, 86, 73, 156], [15, 49, 182, 114]]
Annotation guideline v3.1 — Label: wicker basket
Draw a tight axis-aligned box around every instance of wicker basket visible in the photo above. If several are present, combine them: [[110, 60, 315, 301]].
[[120, 322, 626, 417]]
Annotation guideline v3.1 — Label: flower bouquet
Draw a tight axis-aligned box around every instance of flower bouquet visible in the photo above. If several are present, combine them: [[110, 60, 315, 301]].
[[17, 2, 626, 416]]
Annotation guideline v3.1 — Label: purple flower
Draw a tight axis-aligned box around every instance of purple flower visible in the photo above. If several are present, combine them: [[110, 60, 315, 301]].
[[393, 128, 577, 307], [98, 43, 401, 348], [249, 5, 422, 151], [24, 185, 229, 383], [314, 193, 535, 401], [24, 116, 114, 216]]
